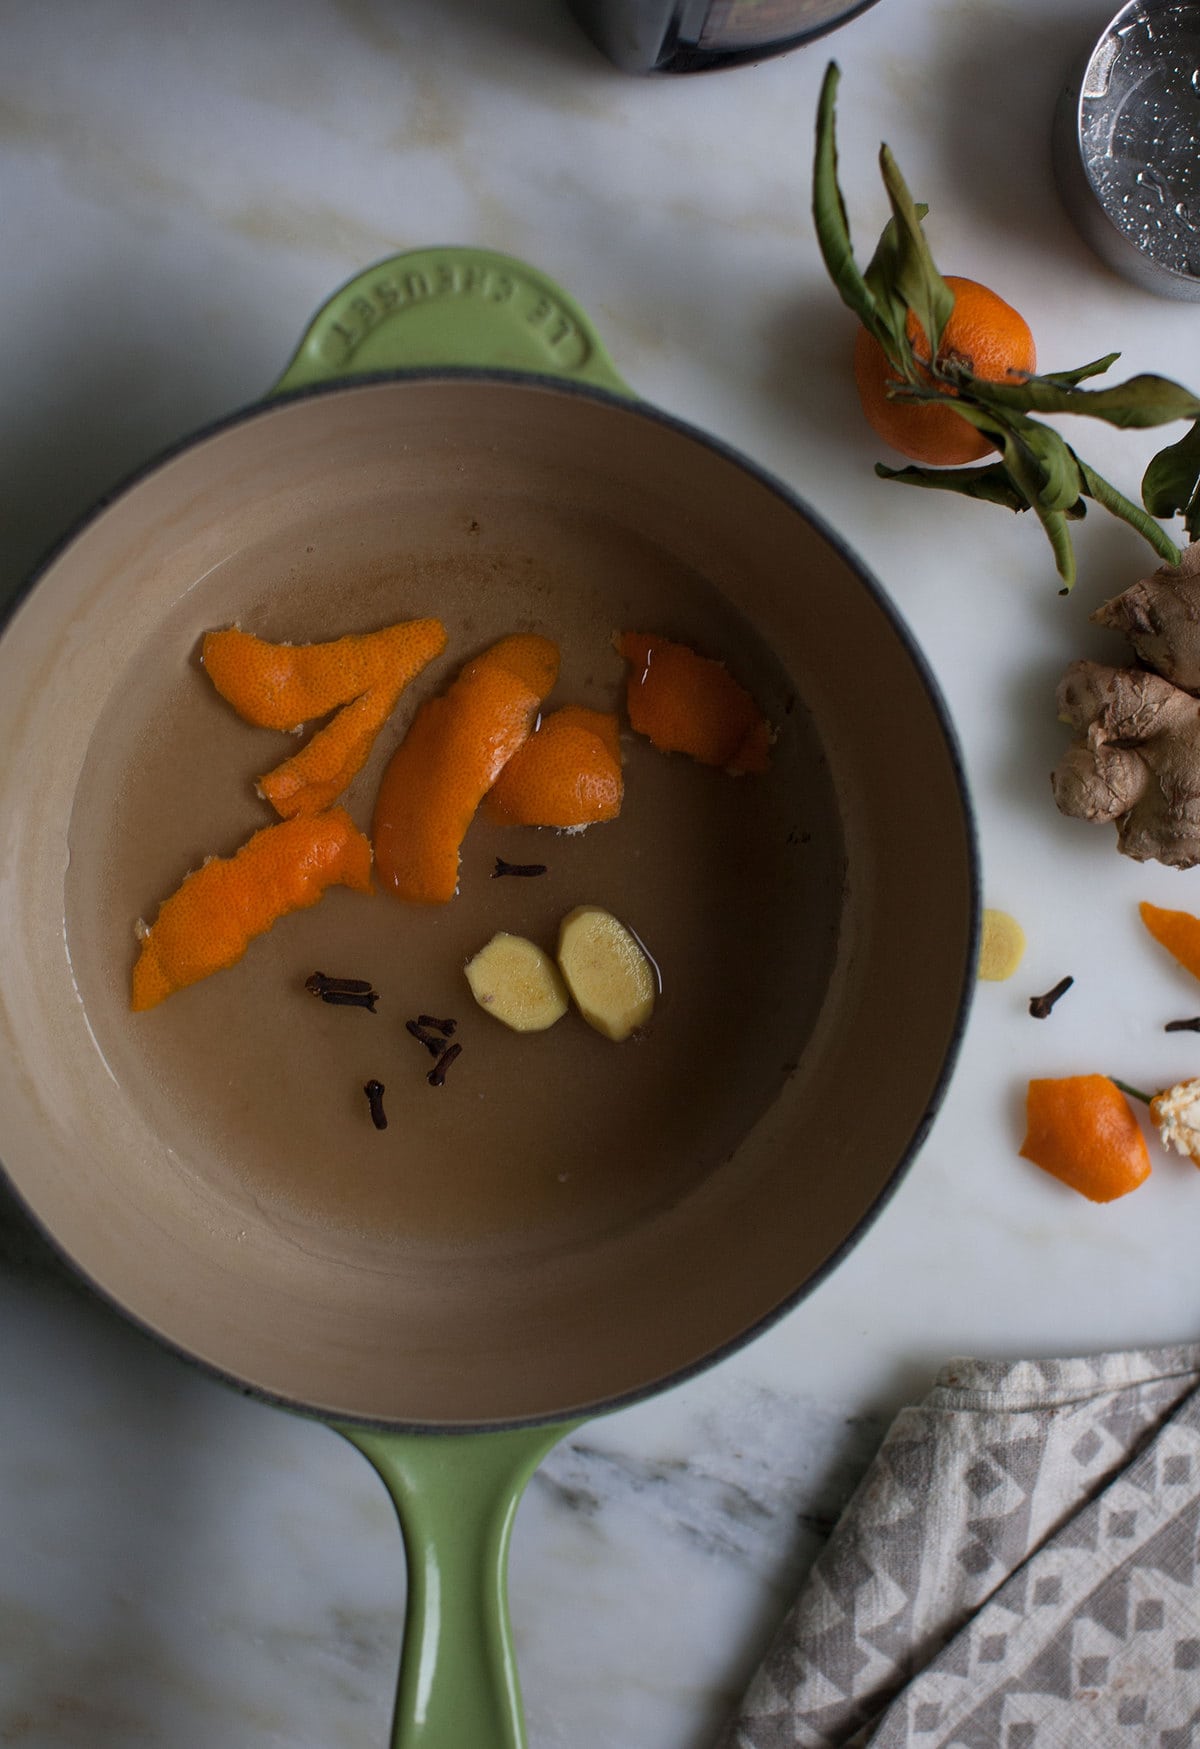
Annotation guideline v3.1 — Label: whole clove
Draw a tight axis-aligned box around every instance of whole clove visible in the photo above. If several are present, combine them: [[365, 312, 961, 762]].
[[406, 1018, 446, 1058], [417, 1014, 457, 1036], [1029, 976, 1074, 1020], [493, 857, 547, 879], [307, 971, 375, 996], [307, 971, 379, 1010], [318, 989, 378, 1012], [427, 1042, 463, 1087], [363, 1079, 388, 1130], [1165, 1016, 1200, 1033]]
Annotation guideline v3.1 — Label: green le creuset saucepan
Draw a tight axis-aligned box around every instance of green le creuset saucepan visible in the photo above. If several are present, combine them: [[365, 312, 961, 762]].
[[0, 248, 979, 1746]]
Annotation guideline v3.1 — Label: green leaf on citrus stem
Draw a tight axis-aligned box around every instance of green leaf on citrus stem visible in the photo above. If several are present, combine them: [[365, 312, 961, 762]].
[[878, 145, 954, 365], [862, 207, 929, 365], [874, 460, 1032, 513], [1077, 456, 1181, 562], [1016, 422, 1087, 516], [1039, 354, 1121, 388], [812, 64, 889, 347], [975, 370, 1200, 428], [994, 425, 1078, 587], [1143, 418, 1200, 542]]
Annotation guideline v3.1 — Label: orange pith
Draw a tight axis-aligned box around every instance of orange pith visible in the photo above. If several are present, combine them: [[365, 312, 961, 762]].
[[202, 620, 447, 817], [619, 632, 771, 774], [372, 633, 560, 904], [1020, 1075, 1151, 1203], [854, 275, 1037, 467], [486, 705, 623, 829], [131, 807, 373, 1011]]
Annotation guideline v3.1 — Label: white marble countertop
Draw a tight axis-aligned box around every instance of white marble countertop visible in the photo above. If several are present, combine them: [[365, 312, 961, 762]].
[[4, 1, 1200, 1744]]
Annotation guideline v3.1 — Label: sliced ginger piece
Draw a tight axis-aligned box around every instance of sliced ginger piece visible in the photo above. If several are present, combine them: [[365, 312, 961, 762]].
[[556, 905, 656, 1041], [131, 807, 373, 1011], [486, 705, 623, 829], [619, 631, 770, 774], [202, 620, 446, 730], [373, 633, 560, 904], [977, 909, 1026, 981], [464, 932, 569, 1032]]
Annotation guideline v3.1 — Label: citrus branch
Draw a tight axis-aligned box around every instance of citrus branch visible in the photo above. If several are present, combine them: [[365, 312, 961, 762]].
[[813, 61, 1196, 590]]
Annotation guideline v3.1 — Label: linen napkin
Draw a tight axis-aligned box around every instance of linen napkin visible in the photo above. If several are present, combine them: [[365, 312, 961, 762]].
[[718, 1346, 1200, 1748]]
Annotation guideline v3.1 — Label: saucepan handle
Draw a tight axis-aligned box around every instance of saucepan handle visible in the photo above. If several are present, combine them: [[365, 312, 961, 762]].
[[272, 246, 633, 397], [283, 245, 608, 1744], [337, 1420, 580, 1749]]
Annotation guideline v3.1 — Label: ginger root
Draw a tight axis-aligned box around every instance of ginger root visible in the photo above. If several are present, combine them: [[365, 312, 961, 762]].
[[1092, 540, 1200, 695], [1052, 660, 1200, 866]]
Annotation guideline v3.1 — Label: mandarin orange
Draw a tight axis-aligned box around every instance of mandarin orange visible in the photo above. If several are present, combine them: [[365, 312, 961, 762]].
[[853, 275, 1036, 467]]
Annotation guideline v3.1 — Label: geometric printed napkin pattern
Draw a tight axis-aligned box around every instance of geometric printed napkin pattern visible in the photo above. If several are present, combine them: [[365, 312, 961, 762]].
[[717, 1346, 1200, 1749]]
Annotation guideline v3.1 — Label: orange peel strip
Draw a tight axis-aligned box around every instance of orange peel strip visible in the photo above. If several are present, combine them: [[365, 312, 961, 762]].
[[1019, 1075, 1151, 1203], [131, 807, 373, 1011], [202, 620, 446, 730], [486, 705, 623, 829], [1139, 900, 1200, 982], [260, 674, 420, 819], [619, 631, 771, 774], [373, 633, 560, 904]]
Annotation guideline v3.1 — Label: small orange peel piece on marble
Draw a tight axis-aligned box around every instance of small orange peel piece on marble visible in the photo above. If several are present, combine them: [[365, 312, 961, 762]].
[[1139, 900, 1200, 982], [372, 632, 560, 904], [131, 807, 373, 1011], [619, 631, 771, 774], [1019, 1074, 1151, 1203]]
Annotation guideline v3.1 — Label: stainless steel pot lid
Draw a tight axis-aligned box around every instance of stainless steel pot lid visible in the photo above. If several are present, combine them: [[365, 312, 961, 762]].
[[1054, 0, 1200, 299]]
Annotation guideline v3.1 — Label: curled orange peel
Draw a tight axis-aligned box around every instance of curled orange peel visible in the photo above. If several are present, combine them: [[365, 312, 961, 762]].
[[1019, 1074, 1151, 1203], [203, 620, 447, 817], [486, 705, 623, 829], [619, 631, 771, 774], [202, 621, 446, 728], [259, 676, 418, 818], [131, 807, 373, 1011], [372, 632, 560, 904], [1139, 900, 1200, 982]]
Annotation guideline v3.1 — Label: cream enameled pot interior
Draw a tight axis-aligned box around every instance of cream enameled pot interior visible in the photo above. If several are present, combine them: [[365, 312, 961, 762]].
[[0, 378, 975, 1425]]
